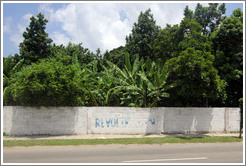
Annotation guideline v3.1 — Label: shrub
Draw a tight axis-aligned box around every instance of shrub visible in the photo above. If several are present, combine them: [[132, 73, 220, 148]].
[[11, 58, 84, 106]]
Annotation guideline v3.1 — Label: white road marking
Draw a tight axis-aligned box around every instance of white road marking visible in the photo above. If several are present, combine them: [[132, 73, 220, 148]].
[[123, 157, 208, 163]]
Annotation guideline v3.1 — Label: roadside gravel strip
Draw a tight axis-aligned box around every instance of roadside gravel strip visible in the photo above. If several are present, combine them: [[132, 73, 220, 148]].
[[3, 133, 242, 141]]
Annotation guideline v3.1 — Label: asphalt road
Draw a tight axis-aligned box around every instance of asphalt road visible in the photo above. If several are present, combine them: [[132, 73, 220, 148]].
[[3, 142, 243, 163]]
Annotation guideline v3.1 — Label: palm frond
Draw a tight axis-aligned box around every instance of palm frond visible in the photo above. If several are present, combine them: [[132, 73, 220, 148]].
[[138, 71, 155, 90], [125, 52, 132, 72], [3, 57, 12, 76], [10, 59, 24, 76], [106, 60, 128, 80], [132, 55, 140, 75], [3, 86, 11, 105], [159, 62, 169, 85], [3, 74, 9, 88], [148, 61, 156, 77]]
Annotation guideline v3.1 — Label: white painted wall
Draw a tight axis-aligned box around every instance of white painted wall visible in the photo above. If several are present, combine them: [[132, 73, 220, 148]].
[[228, 108, 240, 132], [88, 107, 163, 134], [162, 107, 225, 133], [3, 106, 240, 136], [3, 106, 88, 135]]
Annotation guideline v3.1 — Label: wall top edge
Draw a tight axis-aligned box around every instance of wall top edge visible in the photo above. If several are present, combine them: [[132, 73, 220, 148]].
[[3, 106, 240, 109]]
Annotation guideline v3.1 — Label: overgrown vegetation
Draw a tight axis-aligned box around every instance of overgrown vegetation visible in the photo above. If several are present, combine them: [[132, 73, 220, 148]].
[[3, 3, 243, 107]]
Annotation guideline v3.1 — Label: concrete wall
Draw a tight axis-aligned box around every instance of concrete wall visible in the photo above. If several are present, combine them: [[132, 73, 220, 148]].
[[227, 108, 241, 132], [3, 106, 88, 135], [88, 107, 163, 134], [3, 106, 240, 136], [163, 107, 225, 134]]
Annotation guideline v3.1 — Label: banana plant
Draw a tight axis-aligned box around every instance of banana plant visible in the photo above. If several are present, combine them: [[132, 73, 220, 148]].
[[106, 53, 144, 107], [138, 59, 171, 107], [68, 52, 119, 106], [107, 53, 172, 107], [3, 58, 24, 105], [79, 59, 119, 106]]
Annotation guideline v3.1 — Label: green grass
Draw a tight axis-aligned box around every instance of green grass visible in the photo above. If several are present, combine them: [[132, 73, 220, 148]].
[[3, 136, 242, 147]]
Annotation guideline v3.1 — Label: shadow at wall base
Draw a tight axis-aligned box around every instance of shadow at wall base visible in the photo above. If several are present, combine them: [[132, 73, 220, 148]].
[[161, 131, 210, 134]]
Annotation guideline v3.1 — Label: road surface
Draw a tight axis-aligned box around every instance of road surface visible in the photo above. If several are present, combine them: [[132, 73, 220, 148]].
[[3, 142, 243, 163]]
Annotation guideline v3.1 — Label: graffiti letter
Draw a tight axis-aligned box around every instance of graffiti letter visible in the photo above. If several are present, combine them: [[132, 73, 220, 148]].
[[106, 118, 112, 128], [114, 118, 118, 127], [101, 118, 104, 128], [95, 118, 100, 128], [149, 118, 156, 125]]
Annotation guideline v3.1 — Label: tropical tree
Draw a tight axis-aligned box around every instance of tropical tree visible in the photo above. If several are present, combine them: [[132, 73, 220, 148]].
[[3, 57, 24, 105], [65, 42, 95, 67], [166, 47, 226, 107], [125, 8, 160, 62], [154, 18, 211, 63], [178, 18, 212, 52], [4, 5, 242, 108], [138, 59, 171, 107], [106, 53, 142, 106], [194, 3, 226, 35], [19, 13, 53, 65], [103, 46, 126, 69], [107, 53, 170, 107], [88, 61, 121, 106], [184, 5, 194, 20], [153, 24, 180, 62], [211, 8, 243, 106]]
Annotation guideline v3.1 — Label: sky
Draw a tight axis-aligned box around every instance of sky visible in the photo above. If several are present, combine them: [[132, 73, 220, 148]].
[[2, 1, 244, 57]]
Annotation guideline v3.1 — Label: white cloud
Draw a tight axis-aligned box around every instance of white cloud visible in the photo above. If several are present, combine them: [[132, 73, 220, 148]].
[[23, 13, 33, 21], [9, 33, 23, 46], [17, 24, 26, 35], [38, 3, 208, 53], [3, 16, 12, 33], [5, 13, 33, 50], [17, 13, 33, 33], [101, 19, 131, 50], [38, 3, 56, 22], [51, 31, 70, 45]]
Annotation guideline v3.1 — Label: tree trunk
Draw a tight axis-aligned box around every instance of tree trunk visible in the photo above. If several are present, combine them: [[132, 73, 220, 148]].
[[239, 109, 243, 139], [239, 98, 243, 139]]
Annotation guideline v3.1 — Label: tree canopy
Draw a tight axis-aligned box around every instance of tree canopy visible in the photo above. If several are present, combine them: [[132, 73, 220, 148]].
[[3, 5, 243, 107], [19, 13, 53, 65], [126, 8, 160, 62]]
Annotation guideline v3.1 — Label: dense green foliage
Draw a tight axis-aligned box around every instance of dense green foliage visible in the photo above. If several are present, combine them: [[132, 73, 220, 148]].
[[19, 13, 53, 65], [10, 58, 84, 106], [106, 54, 170, 107], [3, 57, 24, 105], [125, 8, 160, 62], [211, 10, 243, 106], [193, 3, 226, 35], [3, 4, 243, 107], [166, 48, 226, 107]]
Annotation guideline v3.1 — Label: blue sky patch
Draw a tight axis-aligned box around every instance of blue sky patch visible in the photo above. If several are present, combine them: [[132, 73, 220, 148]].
[[2, 2, 244, 57]]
